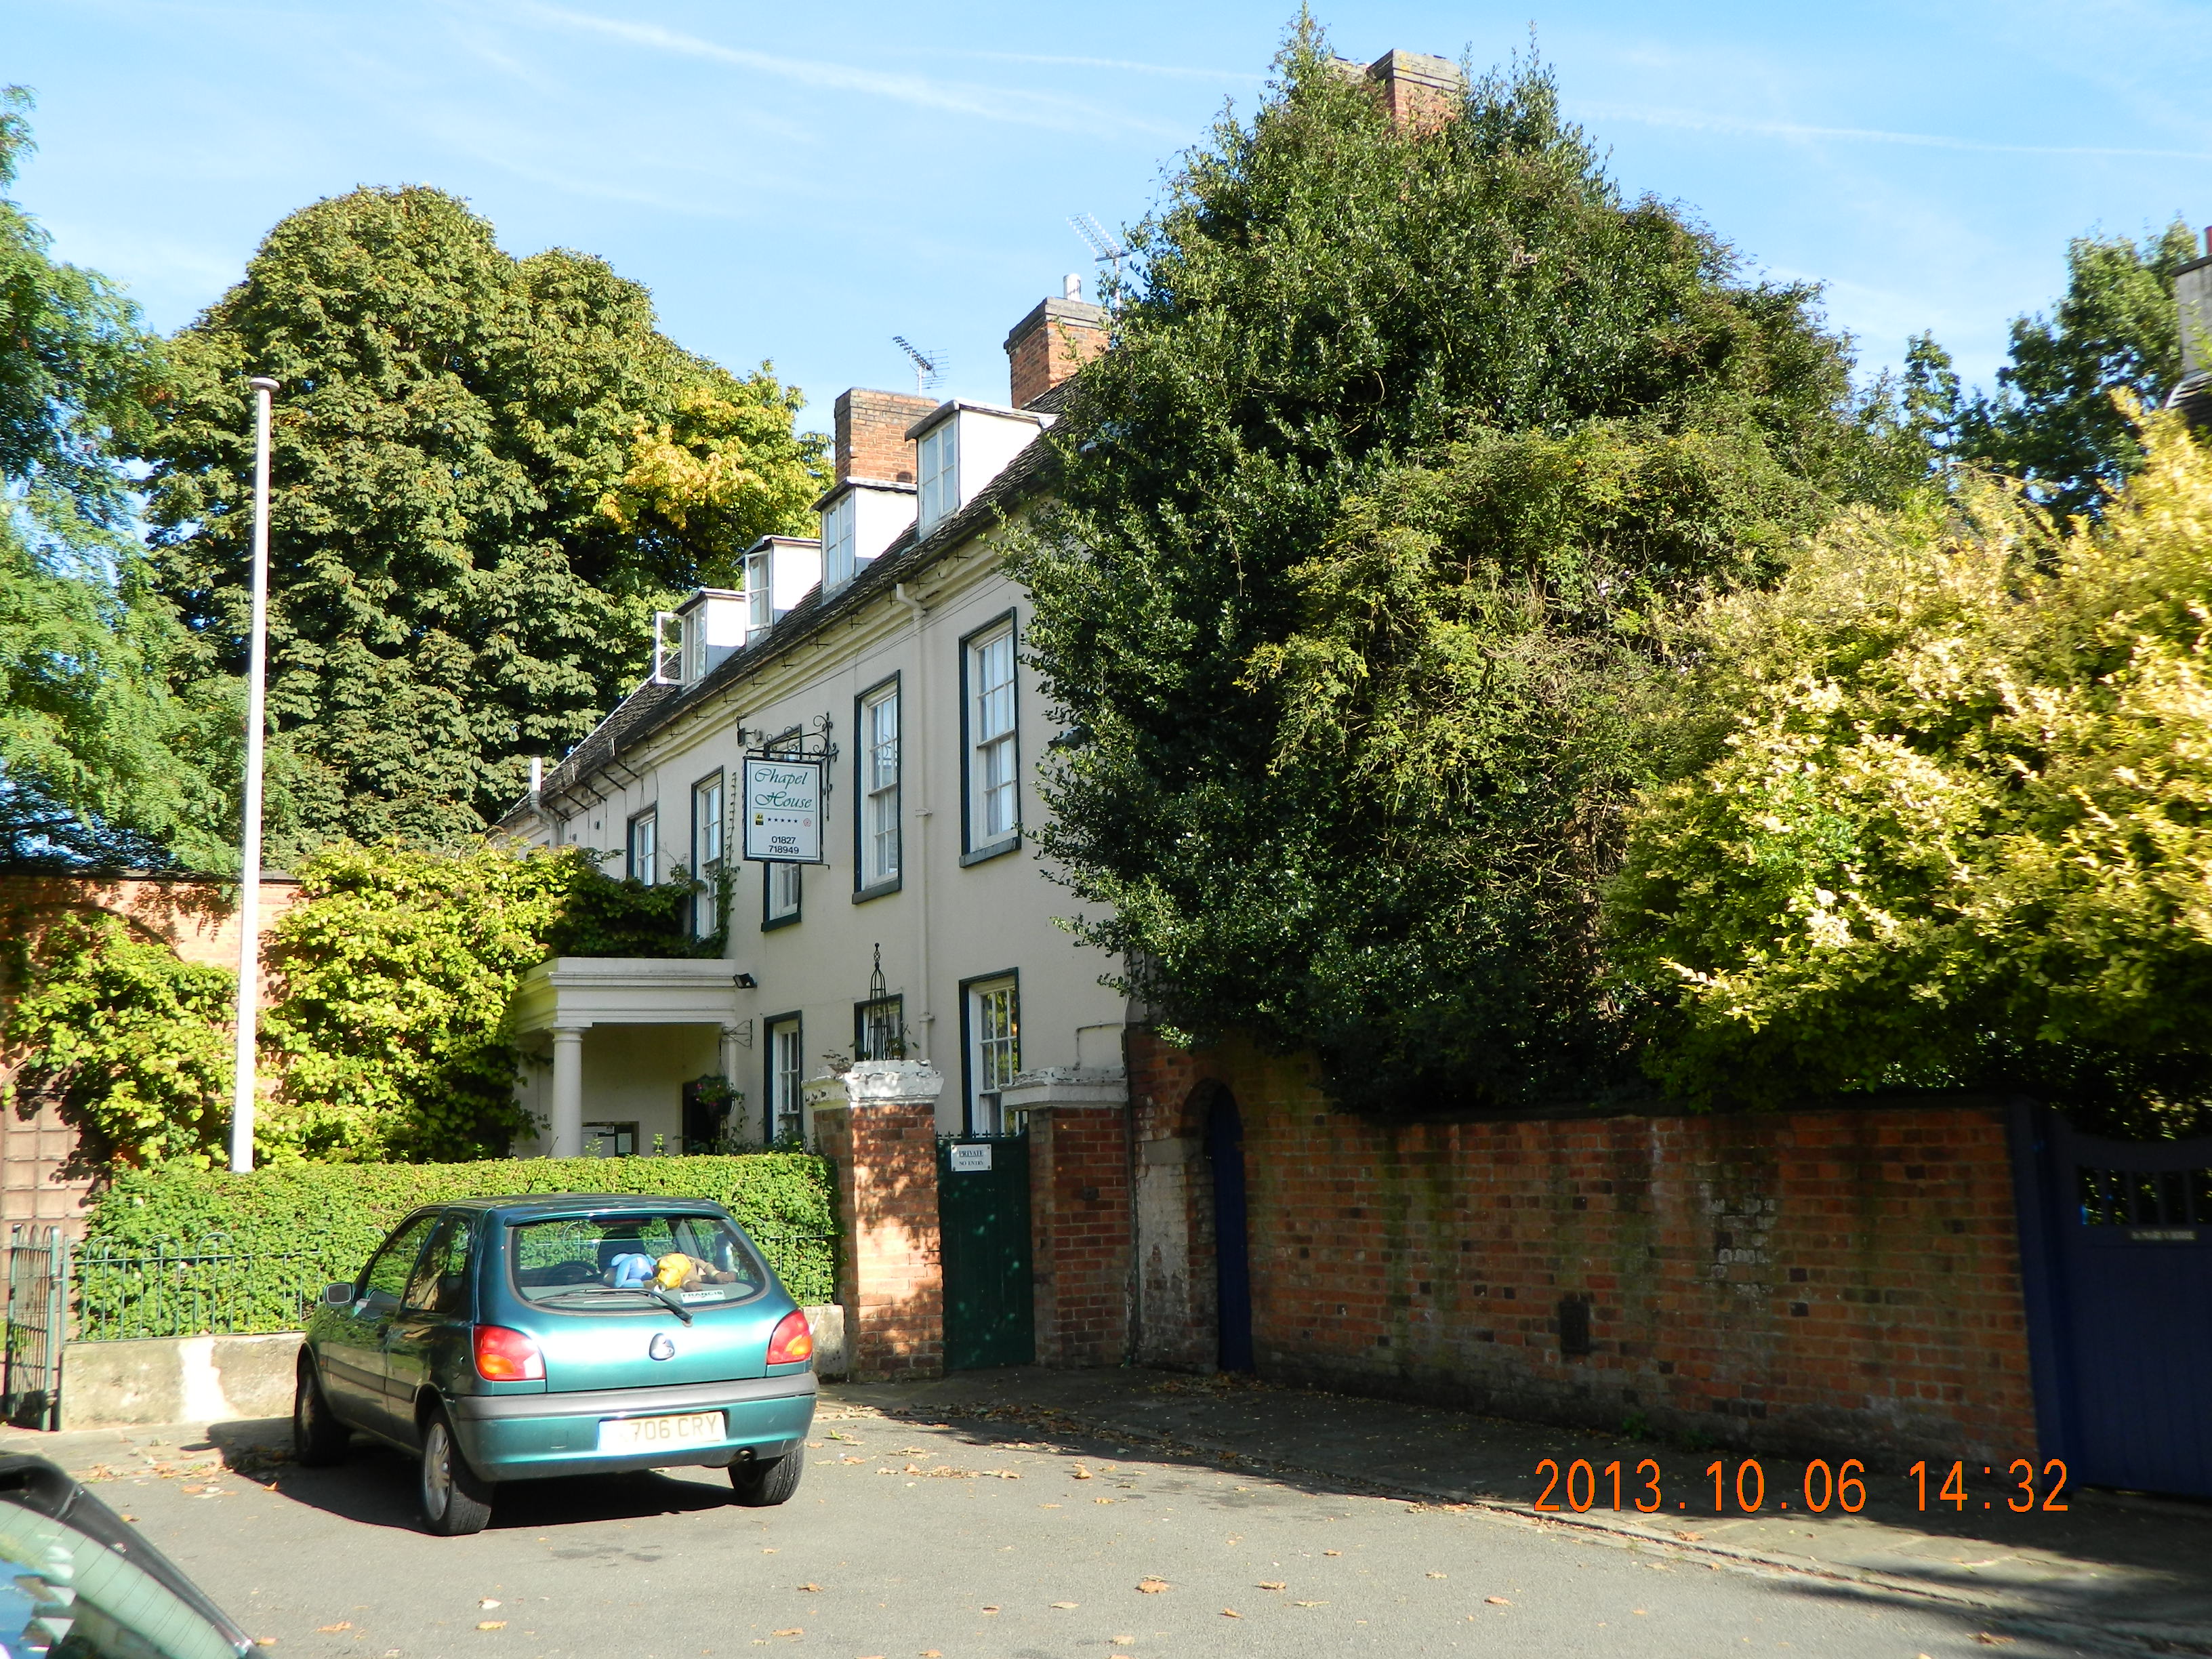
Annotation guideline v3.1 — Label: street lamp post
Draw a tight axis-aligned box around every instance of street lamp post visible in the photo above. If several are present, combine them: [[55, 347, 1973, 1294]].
[[230, 375, 279, 1174]]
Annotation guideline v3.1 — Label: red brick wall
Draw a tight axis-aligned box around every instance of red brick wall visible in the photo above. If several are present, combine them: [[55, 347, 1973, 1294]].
[[833, 388, 937, 486], [814, 1100, 944, 1379], [1005, 301, 1107, 410], [1127, 1029, 2039, 1465], [1027, 1105, 1131, 1366]]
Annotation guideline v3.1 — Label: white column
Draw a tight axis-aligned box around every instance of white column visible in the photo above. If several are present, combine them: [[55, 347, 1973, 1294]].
[[550, 1026, 586, 1157]]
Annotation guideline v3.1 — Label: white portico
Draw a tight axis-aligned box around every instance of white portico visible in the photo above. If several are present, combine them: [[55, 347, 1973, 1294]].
[[510, 958, 750, 1156]]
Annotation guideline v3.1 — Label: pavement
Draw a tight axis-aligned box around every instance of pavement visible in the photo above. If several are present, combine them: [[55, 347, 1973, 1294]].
[[0, 1366, 2207, 1658]]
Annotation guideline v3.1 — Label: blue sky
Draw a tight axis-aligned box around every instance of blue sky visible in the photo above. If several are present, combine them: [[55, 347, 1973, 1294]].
[[8, 0, 2210, 430]]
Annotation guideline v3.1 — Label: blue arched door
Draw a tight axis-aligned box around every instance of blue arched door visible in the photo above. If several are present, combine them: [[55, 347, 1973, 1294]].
[[1205, 1091, 1254, 1372]]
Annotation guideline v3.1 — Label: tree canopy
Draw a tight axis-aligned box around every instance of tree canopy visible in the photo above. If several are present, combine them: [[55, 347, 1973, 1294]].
[[1017, 30, 1907, 1118], [1610, 412, 2212, 1131], [1911, 222, 2202, 521], [0, 88, 231, 869], [135, 185, 825, 859]]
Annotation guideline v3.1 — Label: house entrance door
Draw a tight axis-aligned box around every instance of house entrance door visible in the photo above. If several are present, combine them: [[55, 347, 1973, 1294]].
[[2013, 1101, 2212, 1498], [937, 1132, 1034, 1370]]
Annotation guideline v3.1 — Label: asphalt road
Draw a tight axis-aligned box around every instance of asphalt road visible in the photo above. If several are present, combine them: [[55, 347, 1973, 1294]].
[[106, 1401, 2100, 1659]]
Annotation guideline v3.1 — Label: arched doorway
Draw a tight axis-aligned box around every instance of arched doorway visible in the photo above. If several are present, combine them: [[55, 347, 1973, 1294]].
[[1204, 1088, 1254, 1372]]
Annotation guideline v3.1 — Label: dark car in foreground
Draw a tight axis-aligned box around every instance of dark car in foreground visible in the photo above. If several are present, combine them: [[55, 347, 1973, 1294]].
[[294, 1195, 818, 1534]]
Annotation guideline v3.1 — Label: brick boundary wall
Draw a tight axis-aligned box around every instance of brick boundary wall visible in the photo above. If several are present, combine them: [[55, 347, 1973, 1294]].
[[812, 1096, 944, 1379], [1025, 1104, 1132, 1366], [1125, 1029, 2040, 1466]]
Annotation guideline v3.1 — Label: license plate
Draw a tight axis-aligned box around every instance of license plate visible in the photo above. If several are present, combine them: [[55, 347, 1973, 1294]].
[[596, 1411, 725, 1454]]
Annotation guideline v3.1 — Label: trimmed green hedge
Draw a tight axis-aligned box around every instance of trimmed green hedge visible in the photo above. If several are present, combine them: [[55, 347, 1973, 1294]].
[[79, 1155, 838, 1335]]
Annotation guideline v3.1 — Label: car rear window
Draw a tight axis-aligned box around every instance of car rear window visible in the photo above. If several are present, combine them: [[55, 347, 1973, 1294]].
[[508, 1212, 771, 1310]]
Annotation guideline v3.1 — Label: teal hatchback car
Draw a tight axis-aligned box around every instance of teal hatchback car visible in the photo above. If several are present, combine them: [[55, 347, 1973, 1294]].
[[293, 1195, 818, 1535]]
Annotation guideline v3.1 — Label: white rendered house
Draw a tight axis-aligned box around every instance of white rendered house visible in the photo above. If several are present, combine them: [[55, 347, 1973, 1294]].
[[495, 285, 1126, 1155]]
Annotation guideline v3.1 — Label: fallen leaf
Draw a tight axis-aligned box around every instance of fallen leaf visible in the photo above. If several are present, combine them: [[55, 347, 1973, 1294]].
[[1427, 1572, 1446, 1579], [476, 1622, 506, 1632], [1324, 1550, 1341, 1557], [993, 1470, 1022, 1479], [1073, 1466, 1092, 1479], [317, 1624, 352, 1634], [479, 1600, 501, 1610], [1975, 1639, 2015, 1648], [1294, 1601, 1327, 1608], [119, 1515, 136, 1522], [761, 1548, 778, 1554], [1136, 1579, 1170, 1594], [798, 1583, 821, 1593], [1679, 1531, 1703, 1542], [255, 1641, 279, 1648], [1633, 1609, 1648, 1616], [920, 1652, 940, 1658], [1258, 1581, 1286, 1591], [1094, 1497, 1113, 1504], [804, 1441, 821, 1448], [1221, 1608, 1242, 1619], [1050, 1601, 1079, 1610], [841, 1456, 864, 1465], [771, 1632, 801, 1640], [182, 1486, 205, 1496], [1485, 1597, 1510, 1607], [981, 1606, 998, 1614]]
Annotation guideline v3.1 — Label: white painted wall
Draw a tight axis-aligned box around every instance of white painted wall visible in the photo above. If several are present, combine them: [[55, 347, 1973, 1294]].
[[516, 523, 1126, 1144]]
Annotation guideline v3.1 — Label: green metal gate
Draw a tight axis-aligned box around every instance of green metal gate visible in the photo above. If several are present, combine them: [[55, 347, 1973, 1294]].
[[3, 1226, 69, 1430], [937, 1132, 1033, 1371]]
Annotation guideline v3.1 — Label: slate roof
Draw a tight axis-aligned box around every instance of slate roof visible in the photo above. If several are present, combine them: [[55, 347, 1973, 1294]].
[[504, 381, 1072, 825]]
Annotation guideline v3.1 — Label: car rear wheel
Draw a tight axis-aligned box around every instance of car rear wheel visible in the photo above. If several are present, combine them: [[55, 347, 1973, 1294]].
[[291, 1360, 350, 1467], [419, 1406, 495, 1536], [729, 1450, 804, 1507]]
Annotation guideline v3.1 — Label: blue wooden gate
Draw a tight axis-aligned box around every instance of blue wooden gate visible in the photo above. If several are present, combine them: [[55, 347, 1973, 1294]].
[[2012, 1102, 2212, 1498]]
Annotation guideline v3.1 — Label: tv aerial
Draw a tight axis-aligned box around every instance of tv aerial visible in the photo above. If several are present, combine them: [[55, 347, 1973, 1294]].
[[891, 336, 944, 395], [1069, 212, 1129, 283]]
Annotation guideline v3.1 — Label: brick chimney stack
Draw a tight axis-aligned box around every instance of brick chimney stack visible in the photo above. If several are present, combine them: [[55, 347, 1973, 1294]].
[[834, 388, 940, 485], [1338, 47, 1465, 132], [1005, 284, 1107, 409]]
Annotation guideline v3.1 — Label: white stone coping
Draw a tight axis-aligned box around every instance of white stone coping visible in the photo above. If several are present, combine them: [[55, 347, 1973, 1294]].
[[1002, 1067, 1128, 1113], [805, 1061, 947, 1111]]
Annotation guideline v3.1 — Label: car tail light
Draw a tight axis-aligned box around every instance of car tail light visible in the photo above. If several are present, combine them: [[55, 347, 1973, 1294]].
[[766, 1309, 814, 1366], [474, 1324, 544, 1381]]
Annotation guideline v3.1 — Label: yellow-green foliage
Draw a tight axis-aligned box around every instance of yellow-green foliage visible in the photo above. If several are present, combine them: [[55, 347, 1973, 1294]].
[[1611, 411, 2212, 1113], [1, 912, 234, 1168]]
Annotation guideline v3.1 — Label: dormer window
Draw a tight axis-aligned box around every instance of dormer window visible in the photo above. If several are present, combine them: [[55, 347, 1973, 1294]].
[[822, 492, 857, 588], [744, 549, 773, 642], [917, 421, 958, 535]]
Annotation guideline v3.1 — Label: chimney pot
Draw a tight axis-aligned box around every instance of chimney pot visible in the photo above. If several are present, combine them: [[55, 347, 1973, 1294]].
[[1064, 272, 1083, 300]]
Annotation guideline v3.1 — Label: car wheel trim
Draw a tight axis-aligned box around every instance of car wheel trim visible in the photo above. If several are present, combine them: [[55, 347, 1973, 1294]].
[[423, 1422, 451, 1520]]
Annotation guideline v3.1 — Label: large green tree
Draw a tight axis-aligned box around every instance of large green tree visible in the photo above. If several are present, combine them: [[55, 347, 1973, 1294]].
[[0, 88, 230, 869], [1017, 32, 1904, 1117], [136, 186, 825, 858], [1933, 221, 2202, 520]]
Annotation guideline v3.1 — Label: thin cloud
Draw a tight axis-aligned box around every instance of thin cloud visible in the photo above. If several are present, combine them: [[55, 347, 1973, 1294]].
[[508, 2, 1183, 138], [1580, 101, 2212, 162], [930, 49, 1263, 82]]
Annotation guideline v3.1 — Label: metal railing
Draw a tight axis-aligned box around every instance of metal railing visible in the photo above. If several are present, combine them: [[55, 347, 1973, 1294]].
[[72, 1240, 326, 1344]]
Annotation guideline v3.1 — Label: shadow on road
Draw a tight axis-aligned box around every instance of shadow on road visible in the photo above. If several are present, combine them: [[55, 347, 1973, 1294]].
[[201, 1418, 739, 1534]]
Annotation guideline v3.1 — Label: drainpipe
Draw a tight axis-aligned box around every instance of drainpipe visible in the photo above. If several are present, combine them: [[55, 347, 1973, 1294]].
[[895, 581, 933, 1071]]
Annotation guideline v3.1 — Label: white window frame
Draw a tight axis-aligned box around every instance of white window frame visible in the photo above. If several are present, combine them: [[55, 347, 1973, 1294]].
[[626, 808, 657, 886], [691, 771, 724, 935], [765, 1015, 803, 1144], [821, 491, 857, 589], [857, 679, 901, 891], [964, 974, 1020, 1136], [964, 617, 1019, 853], [744, 549, 773, 642], [916, 420, 957, 533]]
